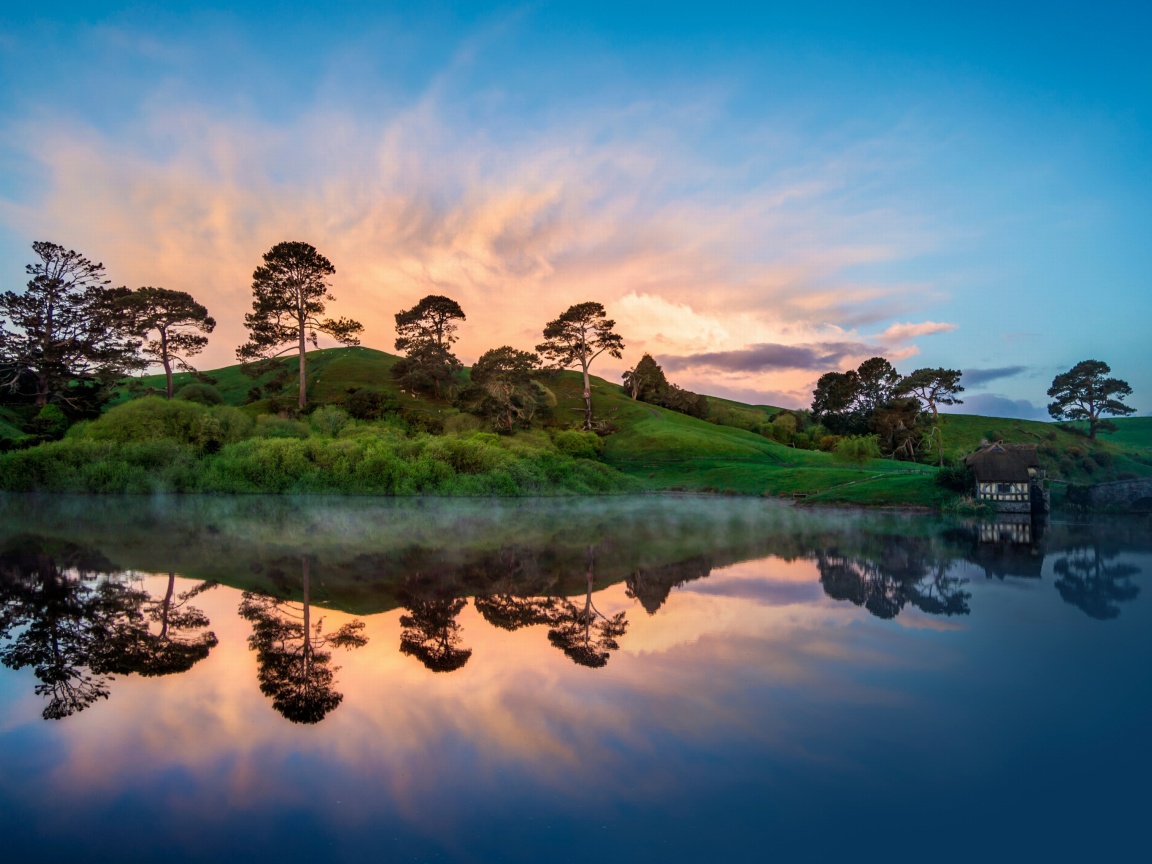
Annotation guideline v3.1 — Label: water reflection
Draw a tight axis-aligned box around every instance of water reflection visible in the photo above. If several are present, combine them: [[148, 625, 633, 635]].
[[0, 536, 219, 719], [815, 535, 971, 619], [239, 557, 368, 723], [1053, 544, 1141, 620], [0, 497, 1146, 729]]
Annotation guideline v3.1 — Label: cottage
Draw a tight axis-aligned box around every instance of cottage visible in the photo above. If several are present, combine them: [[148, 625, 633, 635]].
[[964, 442, 1048, 514]]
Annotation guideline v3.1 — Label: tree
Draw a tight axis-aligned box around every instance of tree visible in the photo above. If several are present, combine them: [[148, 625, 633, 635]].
[[0, 241, 142, 411], [239, 557, 367, 724], [464, 346, 542, 432], [622, 354, 668, 401], [855, 357, 900, 416], [869, 396, 925, 461], [1047, 360, 1135, 439], [537, 302, 625, 431], [832, 434, 881, 471], [810, 370, 863, 435], [392, 295, 466, 395], [123, 287, 216, 399], [897, 368, 964, 465], [236, 241, 363, 410]]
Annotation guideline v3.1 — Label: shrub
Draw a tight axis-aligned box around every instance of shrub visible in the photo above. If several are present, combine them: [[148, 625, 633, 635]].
[[345, 388, 399, 421], [832, 435, 880, 470], [175, 383, 224, 405], [309, 405, 350, 437], [553, 430, 602, 460], [32, 404, 68, 439], [935, 460, 974, 493], [818, 434, 843, 452], [255, 415, 310, 439]]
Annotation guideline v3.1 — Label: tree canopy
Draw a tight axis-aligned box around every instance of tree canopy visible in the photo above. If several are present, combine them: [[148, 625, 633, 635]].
[[896, 367, 963, 465], [537, 302, 625, 431], [393, 294, 466, 395], [1047, 359, 1135, 439], [464, 346, 544, 432], [0, 241, 142, 413], [123, 287, 216, 399], [236, 241, 363, 409]]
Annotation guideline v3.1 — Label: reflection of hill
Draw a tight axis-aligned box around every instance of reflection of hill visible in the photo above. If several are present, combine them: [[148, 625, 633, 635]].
[[0, 497, 1146, 621]]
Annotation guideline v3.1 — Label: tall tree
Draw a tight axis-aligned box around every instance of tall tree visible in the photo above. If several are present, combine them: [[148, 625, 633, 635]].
[[810, 369, 863, 435], [0, 241, 142, 410], [239, 557, 367, 724], [897, 368, 964, 465], [621, 353, 668, 401], [465, 346, 542, 432], [855, 357, 900, 416], [393, 295, 465, 395], [236, 241, 363, 409], [536, 302, 625, 431], [1047, 359, 1135, 439], [123, 287, 216, 399]]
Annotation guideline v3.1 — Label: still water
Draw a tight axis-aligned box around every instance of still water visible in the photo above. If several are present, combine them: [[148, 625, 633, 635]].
[[0, 495, 1148, 863]]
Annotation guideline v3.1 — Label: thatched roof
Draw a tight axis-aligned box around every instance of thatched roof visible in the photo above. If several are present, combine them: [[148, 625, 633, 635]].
[[964, 443, 1040, 483]]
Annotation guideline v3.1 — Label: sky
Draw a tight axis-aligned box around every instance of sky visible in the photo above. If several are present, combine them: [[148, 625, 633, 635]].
[[1, 1, 1149, 417]]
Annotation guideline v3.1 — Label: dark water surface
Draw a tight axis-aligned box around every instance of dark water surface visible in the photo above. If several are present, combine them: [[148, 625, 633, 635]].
[[0, 495, 1148, 863]]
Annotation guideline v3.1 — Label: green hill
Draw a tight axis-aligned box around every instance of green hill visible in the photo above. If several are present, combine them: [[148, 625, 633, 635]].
[[6, 346, 1149, 507]]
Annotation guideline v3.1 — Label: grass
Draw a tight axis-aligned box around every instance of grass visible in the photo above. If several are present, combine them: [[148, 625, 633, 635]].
[[5, 346, 1148, 507]]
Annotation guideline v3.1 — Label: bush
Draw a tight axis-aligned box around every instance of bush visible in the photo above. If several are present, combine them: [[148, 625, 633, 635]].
[[935, 460, 974, 493], [345, 388, 399, 421], [818, 434, 843, 452], [175, 383, 224, 405], [832, 435, 881, 470], [79, 397, 252, 449], [309, 405, 350, 437], [32, 404, 68, 439], [553, 430, 602, 460], [255, 415, 310, 439]]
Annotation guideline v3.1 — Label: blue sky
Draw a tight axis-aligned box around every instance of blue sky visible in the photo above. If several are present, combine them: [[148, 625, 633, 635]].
[[1, 1, 1149, 415]]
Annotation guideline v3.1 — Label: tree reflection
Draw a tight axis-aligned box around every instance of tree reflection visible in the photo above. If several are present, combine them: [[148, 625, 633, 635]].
[[1053, 544, 1141, 620], [240, 557, 367, 724], [816, 536, 970, 620], [546, 546, 628, 668], [0, 537, 115, 719], [625, 556, 712, 615], [398, 577, 473, 673], [95, 574, 219, 677]]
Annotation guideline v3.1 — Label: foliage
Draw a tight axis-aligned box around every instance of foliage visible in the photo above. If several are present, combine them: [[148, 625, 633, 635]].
[[344, 387, 398, 420], [1047, 359, 1135, 439], [897, 367, 963, 465], [121, 287, 216, 399], [622, 353, 668, 400], [537, 302, 625, 430], [0, 241, 142, 413], [175, 383, 224, 405], [78, 396, 253, 451], [553, 429, 603, 459], [934, 459, 974, 493], [811, 357, 900, 435], [236, 241, 363, 409], [309, 405, 350, 437], [460, 346, 543, 432], [832, 435, 881, 471], [869, 396, 926, 460], [392, 295, 466, 395]]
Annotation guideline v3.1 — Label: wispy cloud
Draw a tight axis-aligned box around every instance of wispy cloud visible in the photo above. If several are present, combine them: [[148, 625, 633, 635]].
[[962, 365, 1029, 387], [877, 320, 956, 342], [946, 393, 1048, 421], [661, 341, 882, 374]]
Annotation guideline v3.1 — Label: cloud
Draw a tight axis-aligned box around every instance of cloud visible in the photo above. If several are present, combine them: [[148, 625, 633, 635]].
[[660, 341, 882, 374], [962, 366, 1028, 387], [877, 320, 956, 342], [945, 393, 1048, 421], [0, 23, 950, 398]]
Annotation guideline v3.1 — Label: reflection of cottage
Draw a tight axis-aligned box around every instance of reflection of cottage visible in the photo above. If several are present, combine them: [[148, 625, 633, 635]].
[[964, 442, 1049, 514], [969, 514, 1046, 580]]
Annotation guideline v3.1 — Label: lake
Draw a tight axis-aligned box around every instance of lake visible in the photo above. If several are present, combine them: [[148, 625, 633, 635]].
[[0, 495, 1148, 863]]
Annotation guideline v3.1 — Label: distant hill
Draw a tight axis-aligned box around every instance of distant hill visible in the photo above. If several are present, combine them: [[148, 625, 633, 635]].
[[107, 346, 1151, 505]]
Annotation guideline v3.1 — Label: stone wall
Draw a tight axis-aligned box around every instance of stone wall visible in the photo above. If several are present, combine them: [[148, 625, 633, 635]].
[[1087, 478, 1152, 511]]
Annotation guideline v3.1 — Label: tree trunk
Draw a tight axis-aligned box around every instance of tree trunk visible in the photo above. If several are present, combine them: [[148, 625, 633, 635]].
[[160, 329, 174, 399], [159, 573, 176, 639], [581, 362, 593, 431], [298, 325, 307, 410]]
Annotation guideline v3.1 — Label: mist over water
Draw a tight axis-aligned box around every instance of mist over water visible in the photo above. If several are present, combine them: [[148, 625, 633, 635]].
[[0, 495, 1148, 862]]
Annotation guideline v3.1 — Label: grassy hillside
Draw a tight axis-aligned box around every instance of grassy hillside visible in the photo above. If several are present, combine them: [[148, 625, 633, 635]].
[[7, 346, 1149, 506]]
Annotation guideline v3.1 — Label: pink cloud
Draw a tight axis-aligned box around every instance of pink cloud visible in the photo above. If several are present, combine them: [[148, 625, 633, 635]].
[[877, 320, 957, 342]]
